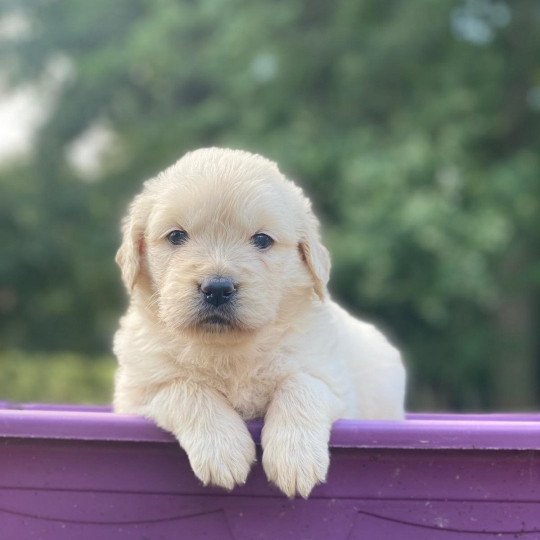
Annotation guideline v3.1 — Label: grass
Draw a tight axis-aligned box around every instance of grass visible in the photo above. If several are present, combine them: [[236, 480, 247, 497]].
[[1, 349, 115, 405]]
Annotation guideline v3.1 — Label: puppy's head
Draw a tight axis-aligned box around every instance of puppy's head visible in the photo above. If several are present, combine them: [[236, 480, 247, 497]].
[[116, 148, 330, 343]]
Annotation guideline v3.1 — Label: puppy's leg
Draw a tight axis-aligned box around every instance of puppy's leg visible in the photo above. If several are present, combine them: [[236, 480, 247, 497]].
[[143, 381, 256, 490], [262, 373, 342, 498]]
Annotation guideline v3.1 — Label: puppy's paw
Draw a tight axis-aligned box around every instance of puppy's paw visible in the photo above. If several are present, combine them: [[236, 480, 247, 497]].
[[262, 424, 330, 498], [182, 425, 256, 490]]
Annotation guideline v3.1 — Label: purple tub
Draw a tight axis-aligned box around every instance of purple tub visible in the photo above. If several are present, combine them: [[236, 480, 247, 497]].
[[2, 404, 540, 539]]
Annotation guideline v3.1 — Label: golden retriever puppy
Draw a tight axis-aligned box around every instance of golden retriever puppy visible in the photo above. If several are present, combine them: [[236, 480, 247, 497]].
[[113, 147, 406, 498]]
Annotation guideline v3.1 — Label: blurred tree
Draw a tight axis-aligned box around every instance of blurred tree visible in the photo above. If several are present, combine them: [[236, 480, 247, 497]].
[[1, 0, 539, 410]]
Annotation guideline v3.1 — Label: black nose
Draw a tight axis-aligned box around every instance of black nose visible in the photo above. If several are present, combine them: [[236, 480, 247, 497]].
[[200, 277, 236, 307]]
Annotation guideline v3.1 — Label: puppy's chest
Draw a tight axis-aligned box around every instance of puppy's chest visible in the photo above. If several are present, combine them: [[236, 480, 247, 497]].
[[214, 364, 280, 420]]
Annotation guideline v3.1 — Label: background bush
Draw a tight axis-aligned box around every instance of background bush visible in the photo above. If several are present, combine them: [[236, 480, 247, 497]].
[[1, 351, 114, 404]]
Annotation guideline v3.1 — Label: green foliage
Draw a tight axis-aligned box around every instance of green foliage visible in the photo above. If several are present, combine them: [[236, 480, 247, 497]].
[[1, 0, 540, 409], [0, 350, 114, 404]]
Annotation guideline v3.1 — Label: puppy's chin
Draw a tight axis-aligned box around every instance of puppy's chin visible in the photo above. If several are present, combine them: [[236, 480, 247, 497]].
[[159, 307, 259, 345], [184, 316, 258, 345], [193, 313, 244, 334], [158, 295, 277, 345]]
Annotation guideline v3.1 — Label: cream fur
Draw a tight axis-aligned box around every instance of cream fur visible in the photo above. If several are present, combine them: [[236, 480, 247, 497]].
[[113, 147, 406, 498]]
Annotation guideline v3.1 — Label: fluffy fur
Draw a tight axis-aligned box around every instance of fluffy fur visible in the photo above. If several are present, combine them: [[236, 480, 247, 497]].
[[113, 148, 406, 498]]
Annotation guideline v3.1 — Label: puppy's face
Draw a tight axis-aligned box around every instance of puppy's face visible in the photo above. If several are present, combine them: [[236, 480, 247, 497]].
[[116, 148, 330, 343]]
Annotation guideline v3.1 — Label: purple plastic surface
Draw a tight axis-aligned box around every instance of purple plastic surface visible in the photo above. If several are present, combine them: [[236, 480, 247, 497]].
[[2, 404, 540, 539]]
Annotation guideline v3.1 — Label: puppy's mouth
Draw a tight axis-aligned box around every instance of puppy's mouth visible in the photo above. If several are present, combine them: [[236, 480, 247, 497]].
[[193, 308, 242, 333], [199, 314, 234, 328]]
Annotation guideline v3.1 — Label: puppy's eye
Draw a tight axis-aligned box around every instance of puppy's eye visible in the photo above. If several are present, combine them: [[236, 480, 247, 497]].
[[251, 233, 274, 250], [167, 230, 188, 246]]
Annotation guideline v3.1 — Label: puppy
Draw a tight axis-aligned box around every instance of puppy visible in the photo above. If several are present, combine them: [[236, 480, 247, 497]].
[[113, 148, 406, 498]]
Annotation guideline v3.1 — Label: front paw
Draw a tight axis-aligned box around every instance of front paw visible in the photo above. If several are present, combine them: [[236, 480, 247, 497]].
[[182, 426, 256, 490], [262, 424, 330, 498]]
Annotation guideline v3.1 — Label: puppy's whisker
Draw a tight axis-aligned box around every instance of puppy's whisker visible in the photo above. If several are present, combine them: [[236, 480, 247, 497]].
[[144, 291, 161, 311]]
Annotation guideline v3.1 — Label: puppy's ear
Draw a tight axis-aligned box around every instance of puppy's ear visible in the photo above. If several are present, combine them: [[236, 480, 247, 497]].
[[298, 201, 331, 301], [116, 192, 152, 292]]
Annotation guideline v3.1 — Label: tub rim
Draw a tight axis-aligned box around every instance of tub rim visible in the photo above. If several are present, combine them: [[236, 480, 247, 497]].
[[1, 403, 540, 450]]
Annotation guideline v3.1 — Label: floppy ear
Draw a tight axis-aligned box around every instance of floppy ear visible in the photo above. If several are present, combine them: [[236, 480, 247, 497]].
[[298, 201, 331, 301], [115, 192, 152, 292]]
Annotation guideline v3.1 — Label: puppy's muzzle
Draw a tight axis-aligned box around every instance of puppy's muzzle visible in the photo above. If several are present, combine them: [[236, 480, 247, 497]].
[[200, 276, 237, 307]]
